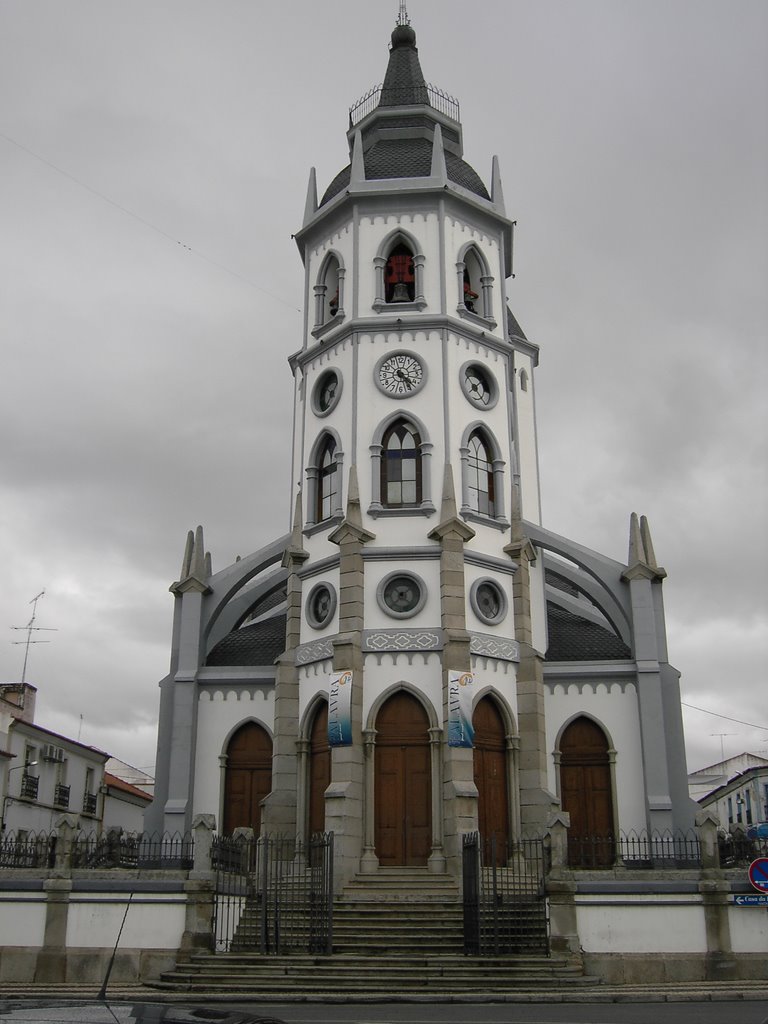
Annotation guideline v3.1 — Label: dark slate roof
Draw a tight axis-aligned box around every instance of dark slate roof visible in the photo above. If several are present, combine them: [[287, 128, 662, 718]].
[[545, 569, 580, 598], [206, 613, 287, 668], [506, 307, 528, 341], [380, 23, 430, 107], [545, 603, 631, 662], [320, 141, 490, 205]]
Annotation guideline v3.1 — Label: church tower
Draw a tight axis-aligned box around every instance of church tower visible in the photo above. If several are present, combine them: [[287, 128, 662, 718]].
[[146, 9, 695, 882]]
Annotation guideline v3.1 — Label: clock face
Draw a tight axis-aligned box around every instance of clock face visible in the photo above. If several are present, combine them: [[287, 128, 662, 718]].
[[377, 353, 425, 397]]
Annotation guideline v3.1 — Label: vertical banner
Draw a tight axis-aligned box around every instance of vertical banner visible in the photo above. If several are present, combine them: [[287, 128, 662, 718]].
[[448, 670, 475, 747], [328, 670, 353, 746]]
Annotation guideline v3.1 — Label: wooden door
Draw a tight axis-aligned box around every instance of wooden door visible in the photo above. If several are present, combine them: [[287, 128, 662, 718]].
[[309, 703, 331, 836], [560, 716, 614, 867], [473, 696, 509, 860], [223, 722, 273, 835], [375, 692, 431, 865]]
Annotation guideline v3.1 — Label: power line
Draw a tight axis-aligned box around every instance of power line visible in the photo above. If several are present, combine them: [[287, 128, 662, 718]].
[[682, 701, 768, 734], [0, 130, 301, 313]]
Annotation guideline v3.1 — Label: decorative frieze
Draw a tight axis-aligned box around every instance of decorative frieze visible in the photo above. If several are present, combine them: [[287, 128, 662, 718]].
[[469, 633, 520, 662], [296, 639, 335, 665], [362, 629, 442, 652]]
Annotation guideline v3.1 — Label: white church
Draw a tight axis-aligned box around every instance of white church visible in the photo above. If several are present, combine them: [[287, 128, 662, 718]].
[[145, 10, 695, 888]]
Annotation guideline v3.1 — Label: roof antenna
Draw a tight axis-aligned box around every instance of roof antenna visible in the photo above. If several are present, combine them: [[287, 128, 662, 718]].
[[10, 590, 57, 684], [397, 1, 410, 26]]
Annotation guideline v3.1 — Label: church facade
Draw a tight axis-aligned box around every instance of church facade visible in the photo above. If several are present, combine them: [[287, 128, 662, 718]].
[[146, 14, 695, 887]]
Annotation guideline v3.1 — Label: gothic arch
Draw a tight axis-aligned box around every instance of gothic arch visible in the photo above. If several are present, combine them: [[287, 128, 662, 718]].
[[366, 681, 440, 732], [221, 718, 273, 835], [306, 428, 345, 528], [456, 241, 496, 325], [373, 228, 426, 310], [555, 714, 618, 867], [369, 411, 434, 517], [313, 249, 346, 329], [459, 422, 508, 525]]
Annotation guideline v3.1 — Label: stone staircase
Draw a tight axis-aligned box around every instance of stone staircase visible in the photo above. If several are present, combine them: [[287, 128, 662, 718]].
[[151, 868, 594, 996]]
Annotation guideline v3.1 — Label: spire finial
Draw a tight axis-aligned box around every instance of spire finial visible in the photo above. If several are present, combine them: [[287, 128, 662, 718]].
[[397, 1, 410, 26]]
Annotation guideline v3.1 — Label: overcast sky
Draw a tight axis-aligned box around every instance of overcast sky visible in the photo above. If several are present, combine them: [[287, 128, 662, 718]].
[[1, 0, 766, 779]]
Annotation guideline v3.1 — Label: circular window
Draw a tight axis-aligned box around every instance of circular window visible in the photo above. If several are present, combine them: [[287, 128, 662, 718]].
[[460, 361, 498, 409], [306, 583, 337, 629], [470, 578, 508, 626], [377, 571, 427, 620], [312, 369, 342, 417]]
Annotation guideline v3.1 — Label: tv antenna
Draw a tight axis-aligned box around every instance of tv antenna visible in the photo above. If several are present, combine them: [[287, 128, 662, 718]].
[[711, 733, 736, 762], [397, 1, 410, 26], [11, 590, 57, 684]]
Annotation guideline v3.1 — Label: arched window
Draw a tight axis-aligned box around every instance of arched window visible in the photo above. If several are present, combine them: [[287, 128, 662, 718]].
[[373, 231, 426, 311], [306, 430, 344, 530], [312, 252, 345, 336], [317, 436, 338, 523], [456, 245, 496, 327], [466, 430, 495, 517], [385, 243, 415, 304], [382, 419, 421, 508], [459, 424, 508, 528]]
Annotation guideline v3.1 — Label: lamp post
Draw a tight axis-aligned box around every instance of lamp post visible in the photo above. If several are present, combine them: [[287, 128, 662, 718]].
[[1, 761, 38, 833]]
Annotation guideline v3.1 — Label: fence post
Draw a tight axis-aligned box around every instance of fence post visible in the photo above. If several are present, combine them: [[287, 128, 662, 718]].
[[697, 810, 721, 870], [696, 809, 736, 981], [545, 811, 581, 956], [179, 814, 216, 959], [53, 813, 79, 872]]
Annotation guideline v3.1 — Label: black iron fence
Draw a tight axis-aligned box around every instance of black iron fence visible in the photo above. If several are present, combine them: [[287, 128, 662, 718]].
[[213, 832, 333, 955], [719, 827, 768, 867], [567, 829, 701, 869], [0, 829, 193, 870], [463, 832, 548, 956]]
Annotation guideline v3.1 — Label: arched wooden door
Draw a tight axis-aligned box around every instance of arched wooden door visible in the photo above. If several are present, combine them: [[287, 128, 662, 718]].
[[308, 702, 331, 836], [560, 716, 614, 867], [473, 696, 509, 860], [223, 722, 273, 835], [375, 691, 431, 866]]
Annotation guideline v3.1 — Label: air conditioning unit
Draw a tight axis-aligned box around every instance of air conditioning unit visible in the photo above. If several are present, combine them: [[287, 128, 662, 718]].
[[41, 743, 64, 762]]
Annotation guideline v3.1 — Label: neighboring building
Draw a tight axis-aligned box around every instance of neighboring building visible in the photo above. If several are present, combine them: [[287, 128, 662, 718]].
[[0, 682, 151, 835], [146, 13, 697, 884], [688, 752, 768, 805], [105, 757, 154, 798], [693, 754, 768, 832]]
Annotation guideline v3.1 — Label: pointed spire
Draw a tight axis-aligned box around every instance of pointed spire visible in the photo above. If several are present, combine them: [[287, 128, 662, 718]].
[[350, 130, 365, 187], [491, 155, 506, 214], [329, 466, 375, 546], [190, 525, 206, 580], [439, 463, 458, 521], [282, 490, 310, 568], [430, 123, 447, 183], [428, 465, 475, 543], [204, 551, 212, 578], [380, 14, 429, 108], [639, 515, 658, 570], [628, 512, 644, 566], [303, 167, 318, 226], [180, 530, 194, 579]]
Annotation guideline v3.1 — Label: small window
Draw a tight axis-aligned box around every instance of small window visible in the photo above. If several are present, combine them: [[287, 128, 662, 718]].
[[381, 420, 422, 507], [520, 369, 529, 392], [385, 243, 415, 303], [460, 362, 498, 409], [467, 431, 495, 517], [470, 578, 508, 626], [377, 571, 427, 619], [457, 246, 495, 326], [313, 253, 344, 330], [317, 437, 339, 523], [306, 583, 337, 630], [312, 369, 342, 417]]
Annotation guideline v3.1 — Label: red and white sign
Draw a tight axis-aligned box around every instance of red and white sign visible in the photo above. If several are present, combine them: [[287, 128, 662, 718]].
[[747, 858, 768, 893]]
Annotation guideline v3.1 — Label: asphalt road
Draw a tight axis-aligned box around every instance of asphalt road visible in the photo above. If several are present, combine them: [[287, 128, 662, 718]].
[[236, 1002, 768, 1024]]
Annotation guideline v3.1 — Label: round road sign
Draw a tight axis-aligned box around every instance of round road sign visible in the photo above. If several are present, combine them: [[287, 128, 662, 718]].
[[747, 858, 768, 893]]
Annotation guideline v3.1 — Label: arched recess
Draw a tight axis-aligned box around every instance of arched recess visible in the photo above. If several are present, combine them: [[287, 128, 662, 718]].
[[373, 688, 434, 866], [456, 242, 496, 326], [222, 720, 273, 835], [305, 428, 345, 528], [313, 250, 345, 330], [369, 410, 434, 517], [373, 228, 426, 311], [473, 694, 511, 860], [459, 422, 508, 526], [557, 715, 616, 867], [307, 700, 330, 836]]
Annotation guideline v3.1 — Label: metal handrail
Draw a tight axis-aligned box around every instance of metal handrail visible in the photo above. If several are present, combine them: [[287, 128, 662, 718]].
[[350, 82, 460, 125]]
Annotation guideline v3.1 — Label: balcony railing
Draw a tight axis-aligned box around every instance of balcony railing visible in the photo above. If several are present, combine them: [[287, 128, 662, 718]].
[[19, 774, 39, 800], [349, 82, 460, 126], [82, 792, 97, 815], [54, 784, 70, 808]]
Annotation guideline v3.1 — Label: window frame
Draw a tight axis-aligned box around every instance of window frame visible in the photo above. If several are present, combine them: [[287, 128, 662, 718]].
[[368, 413, 435, 519]]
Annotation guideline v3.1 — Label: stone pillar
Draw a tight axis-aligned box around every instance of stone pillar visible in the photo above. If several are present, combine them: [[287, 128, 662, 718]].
[[34, 879, 72, 983], [260, 496, 309, 836], [327, 467, 375, 887], [504, 534, 551, 833], [545, 811, 580, 956], [429, 466, 478, 878], [360, 728, 378, 872], [428, 727, 446, 873], [696, 810, 737, 981]]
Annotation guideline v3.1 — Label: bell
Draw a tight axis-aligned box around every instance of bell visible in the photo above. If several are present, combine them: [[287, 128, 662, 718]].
[[391, 282, 411, 303]]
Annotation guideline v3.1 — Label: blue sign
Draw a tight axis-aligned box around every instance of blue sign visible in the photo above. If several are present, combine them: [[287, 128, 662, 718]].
[[747, 858, 768, 893], [734, 894, 768, 906], [328, 670, 353, 747]]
